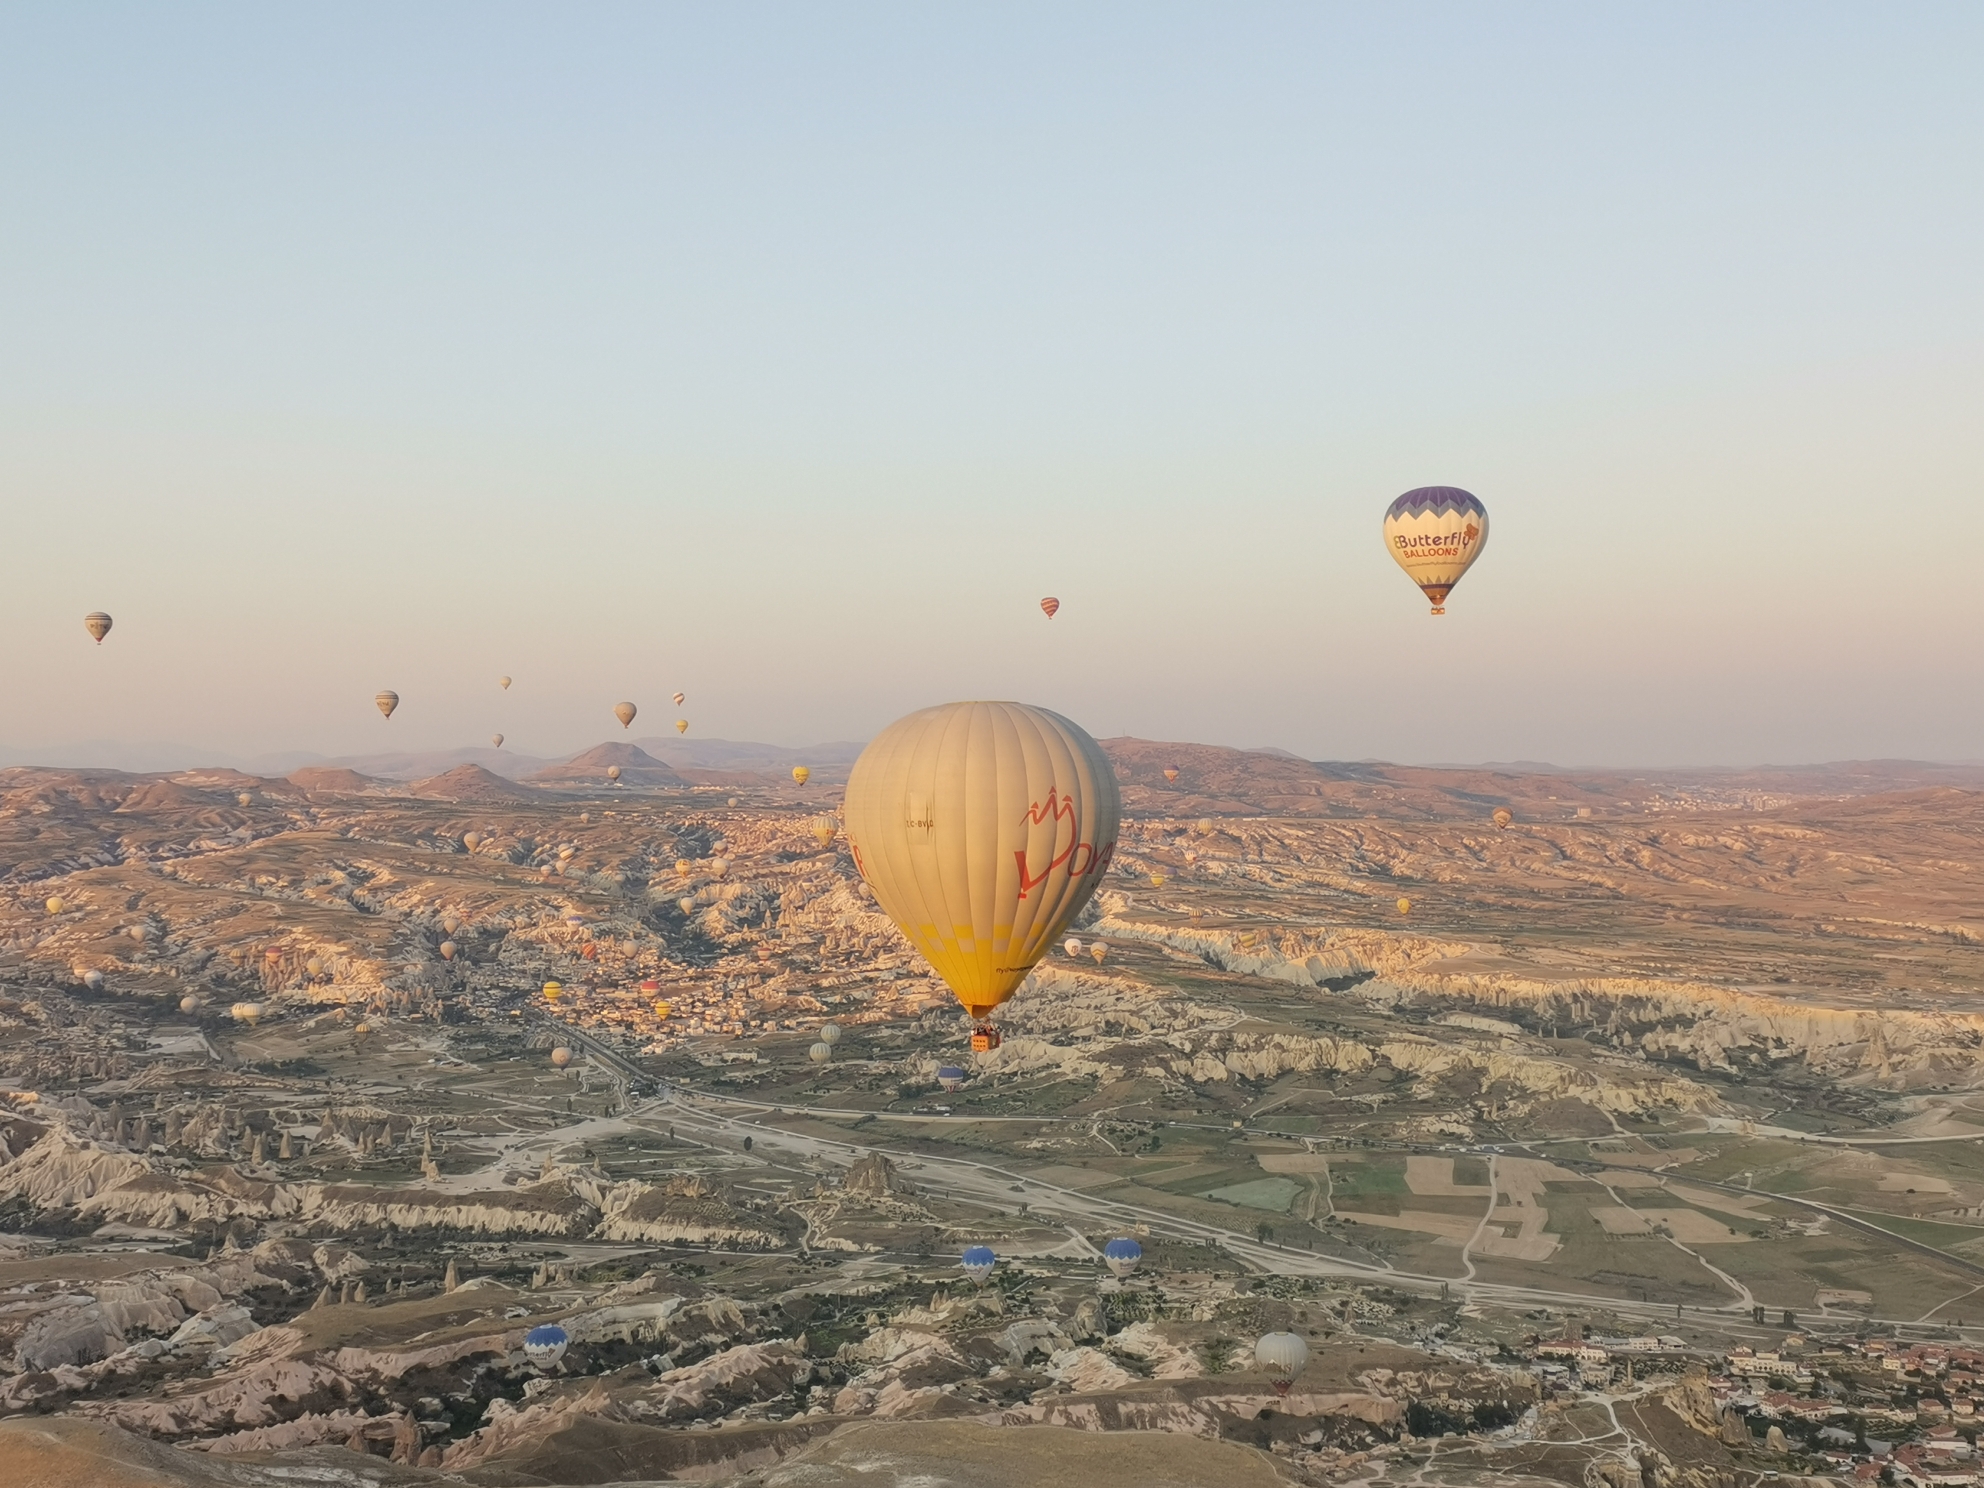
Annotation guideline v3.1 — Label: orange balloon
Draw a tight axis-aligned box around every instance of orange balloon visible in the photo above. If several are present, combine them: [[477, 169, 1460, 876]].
[[1039, 596, 1060, 618]]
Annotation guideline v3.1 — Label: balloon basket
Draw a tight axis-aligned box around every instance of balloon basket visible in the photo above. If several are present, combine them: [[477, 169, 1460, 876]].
[[970, 1025, 1002, 1053]]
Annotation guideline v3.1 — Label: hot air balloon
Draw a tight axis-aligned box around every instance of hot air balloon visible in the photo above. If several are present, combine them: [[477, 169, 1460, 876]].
[[1039, 597, 1060, 618], [82, 969, 104, 991], [180, 994, 201, 1014], [1396, 897, 1412, 916], [464, 832, 482, 852], [1383, 486, 1489, 615], [820, 1022, 842, 1045], [711, 857, 730, 877], [231, 1001, 264, 1026], [614, 702, 637, 729], [1064, 937, 1082, 957], [491, 734, 504, 749], [755, 944, 773, 963], [84, 612, 113, 644], [551, 1046, 573, 1068], [607, 765, 622, 782], [237, 792, 253, 806], [677, 897, 695, 915], [1492, 807, 1513, 829], [676, 719, 688, 734], [499, 675, 512, 690], [44, 896, 64, 916], [523, 1323, 568, 1366], [843, 701, 1120, 1052], [375, 690, 399, 719], [809, 1041, 832, 1063], [1255, 1332, 1309, 1395], [306, 956, 324, 977], [810, 816, 836, 848], [1163, 768, 1179, 783], [542, 981, 564, 1004], [673, 691, 685, 706], [961, 1246, 996, 1285], [791, 766, 810, 786], [653, 1000, 671, 1019], [937, 1065, 966, 1092], [1149, 873, 1166, 888], [1090, 942, 1109, 964], [439, 941, 457, 961], [1103, 1237, 1143, 1278]]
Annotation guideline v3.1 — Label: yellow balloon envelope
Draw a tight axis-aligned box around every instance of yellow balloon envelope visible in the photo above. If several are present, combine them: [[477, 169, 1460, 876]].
[[1382, 487, 1489, 615], [675, 719, 689, 734], [843, 701, 1121, 1022], [791, 765, 810, 785], [1396, 897, 1412, 916]]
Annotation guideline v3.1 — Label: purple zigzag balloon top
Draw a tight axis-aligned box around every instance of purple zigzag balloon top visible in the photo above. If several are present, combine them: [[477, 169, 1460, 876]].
[[1386, 486, 1486, 520]]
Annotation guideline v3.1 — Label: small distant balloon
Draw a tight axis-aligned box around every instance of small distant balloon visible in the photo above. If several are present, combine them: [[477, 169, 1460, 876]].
[[231, 1001, 264, 1026], [791, 766, 811, 786], [672, 691, 685, 705], [676, 719, 689, 734], [677, 897, 695, 914], [524, 1323, 568, 1366], [542, 981, 563, 1003], [961, 1246, 997, 1285], [1149, 873, 1166, 888], [1064, 937, 1082, 957], [550, 1046, 573, 1068], [820, 1022, 842, 1045], [756, 944, 773, 962], [464, 831, 482, 851], [1396, 897, 1412, 916], [180, 994, 200, 1014], [607, 765, 622, 781], [375, 690, 399, 720], [652, 1000, 671, 1019], [809, 1041, 832, 1063], [937, 1065, 966, 1092], [810, 816, 836, 848], [1103, 1237, 1143, 1278], [439, 940, 457, 961], [1163, 768, 1179, 783], [1255, 1332, 1309, 1394], [614, 701, 637, 729], [499, 675, 512, 690], [491, 734, 504, 749], [1090, 942, 1109, 965], [84, 612, 113, 644], [305, 956, 324, 976], [237, 792, 253, 806], [44, 896, 64, 915], [83, 969, 104, 991], [1039, 597, 1060, 618], [1492, 807, 1513, 829]]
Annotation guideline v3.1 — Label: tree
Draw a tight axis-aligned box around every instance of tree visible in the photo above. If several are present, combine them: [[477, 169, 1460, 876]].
[[1256, 1220, 1275, 1244]]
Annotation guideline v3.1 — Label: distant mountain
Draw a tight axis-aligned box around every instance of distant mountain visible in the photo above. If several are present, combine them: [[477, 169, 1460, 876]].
[[528, 744, 685, 787], [407, 764, 538, 802]]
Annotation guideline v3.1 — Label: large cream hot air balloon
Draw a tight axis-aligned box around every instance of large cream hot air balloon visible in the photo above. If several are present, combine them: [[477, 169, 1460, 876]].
[[491, 733, 504, 748], [614, 702, 637, 729], [84, 612, 113, 644], [843, 701, 1120, 1049], [375, 690, 399, 719], [1383, 487, 1489, 615]]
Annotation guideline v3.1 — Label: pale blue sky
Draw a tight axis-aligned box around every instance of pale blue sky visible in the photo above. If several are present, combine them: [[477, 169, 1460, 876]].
[[3, 4, 1980, 767]]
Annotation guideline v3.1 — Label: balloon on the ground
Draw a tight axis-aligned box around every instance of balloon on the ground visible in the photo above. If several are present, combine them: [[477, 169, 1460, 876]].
[[1382, 486, 1489, 615], [374, 690, 399, 719], [1255, 1332, 1309, 1393], [613, 702, 637, 729], [84, 612, 113, 643], [961, 1246, 997, 1284], [842, 701, 1120, 1025], [1103, 1237, 1143, 1277], [523, 1324, 568, 1365], [1039, 597, 1059, 618]]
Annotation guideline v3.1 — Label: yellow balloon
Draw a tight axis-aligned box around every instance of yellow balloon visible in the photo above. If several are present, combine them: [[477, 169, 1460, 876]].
[[676, 719, 689, 734], [810, 816, 836, 847], [675, 859, 693, 877], [843, 701, 1120, 1021], [44, 896, 64, 915], [1382, 487, 1489, 615], [1396, 897, 1412, 916], [653, 1000, 671, 1019], [791, 765, 811, 785], [542, 980, 563, 1003]]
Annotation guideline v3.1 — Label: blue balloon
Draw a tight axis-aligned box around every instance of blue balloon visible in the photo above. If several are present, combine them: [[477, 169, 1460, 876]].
[[523, 1323, 569, 1365], [1103, 1237, 1143, 1277], [960, 1245, 996, 1284]]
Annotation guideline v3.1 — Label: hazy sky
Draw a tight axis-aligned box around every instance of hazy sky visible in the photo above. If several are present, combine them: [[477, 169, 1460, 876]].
[[3, 4, 1980, 769]]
